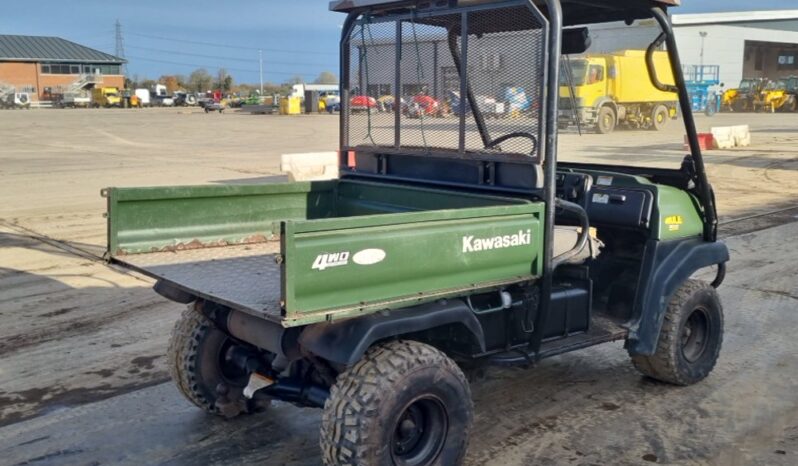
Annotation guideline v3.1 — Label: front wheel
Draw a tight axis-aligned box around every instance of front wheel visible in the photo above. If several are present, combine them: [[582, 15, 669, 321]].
[[630, 279, 724, 386], [596, 106, 616, 134], [321, 340, 473, 466]]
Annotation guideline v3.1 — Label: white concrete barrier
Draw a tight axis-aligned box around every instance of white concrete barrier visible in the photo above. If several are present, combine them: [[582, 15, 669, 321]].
[[710, 126, 734, 149], [710, 125, 750, 149], [731, 125, 751, 147], [280, 152, 339, 181]]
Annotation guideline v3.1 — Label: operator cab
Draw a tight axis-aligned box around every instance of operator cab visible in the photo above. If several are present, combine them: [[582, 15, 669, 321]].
[[333, 0, 720, 361]]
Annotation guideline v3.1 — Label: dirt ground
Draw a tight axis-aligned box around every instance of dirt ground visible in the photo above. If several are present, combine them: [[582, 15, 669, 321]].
[[1, 107, 797, 465]]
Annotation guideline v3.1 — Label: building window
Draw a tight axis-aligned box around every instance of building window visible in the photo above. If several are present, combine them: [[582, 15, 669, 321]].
[[41, 62, 121, 75], [755, 48, 764, 71], [778, 53, 797, 70]]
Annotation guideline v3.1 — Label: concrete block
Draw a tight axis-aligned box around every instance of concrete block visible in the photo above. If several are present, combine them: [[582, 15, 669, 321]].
[[710, 125, 750, 149], [280, 152, 339, 182], [732, 125, 751, 147], [710, 126, 735, 149]]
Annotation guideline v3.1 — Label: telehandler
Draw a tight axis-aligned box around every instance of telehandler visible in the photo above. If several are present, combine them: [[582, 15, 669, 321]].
[[103, 0, 728, 464]]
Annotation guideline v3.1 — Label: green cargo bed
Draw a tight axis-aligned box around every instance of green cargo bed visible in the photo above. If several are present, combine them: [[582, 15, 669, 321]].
[[105, 179, 544, 326]]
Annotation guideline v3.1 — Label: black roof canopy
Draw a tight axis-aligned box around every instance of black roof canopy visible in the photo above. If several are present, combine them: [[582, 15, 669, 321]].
[[330, 0, 679, 26], [0, 35, 125, 64]]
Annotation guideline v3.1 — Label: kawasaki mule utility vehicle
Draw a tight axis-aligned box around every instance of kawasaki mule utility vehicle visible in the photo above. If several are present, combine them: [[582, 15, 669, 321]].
[[103, 0, 728, 464]]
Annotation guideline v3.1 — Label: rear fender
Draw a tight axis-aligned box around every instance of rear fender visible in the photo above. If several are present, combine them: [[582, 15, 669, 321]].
[[298, 299, 485, 366], [626, 238, 729, 355]]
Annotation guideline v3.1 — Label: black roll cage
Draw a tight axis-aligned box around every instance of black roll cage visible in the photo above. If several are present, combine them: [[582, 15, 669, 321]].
[[336, 0, 719, 359]]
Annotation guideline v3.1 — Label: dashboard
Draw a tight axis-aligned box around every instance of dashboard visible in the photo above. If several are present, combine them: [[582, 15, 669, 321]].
[[556, 170, 654, 229]]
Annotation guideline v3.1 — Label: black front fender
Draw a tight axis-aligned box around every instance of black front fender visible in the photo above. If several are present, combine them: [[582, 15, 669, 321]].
[[627, 238, 729, 355], [298, 299, 485, 366]]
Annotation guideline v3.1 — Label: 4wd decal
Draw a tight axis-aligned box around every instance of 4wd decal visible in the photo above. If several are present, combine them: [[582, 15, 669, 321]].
[[312, 252, 350, 271], [462, 229, 531, 253], [312, 248, 386, 270]]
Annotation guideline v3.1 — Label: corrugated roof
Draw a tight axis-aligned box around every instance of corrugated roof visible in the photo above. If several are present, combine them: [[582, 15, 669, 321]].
[[673, 10, 798, 26], [0, 35, 125, 63]]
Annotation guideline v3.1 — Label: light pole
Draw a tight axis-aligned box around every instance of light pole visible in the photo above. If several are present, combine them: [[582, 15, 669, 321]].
[[259, 49, 264, 96]]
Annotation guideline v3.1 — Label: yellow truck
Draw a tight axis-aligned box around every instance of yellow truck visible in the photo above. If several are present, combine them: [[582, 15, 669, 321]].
[[91, 87, 122, 108], [560, 50, 678, 133]]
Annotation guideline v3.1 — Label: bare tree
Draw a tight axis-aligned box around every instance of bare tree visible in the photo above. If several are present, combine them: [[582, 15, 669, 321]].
[[313, 71, 338, 85]]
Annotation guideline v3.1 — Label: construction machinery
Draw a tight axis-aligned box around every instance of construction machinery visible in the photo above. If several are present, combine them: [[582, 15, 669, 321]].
[[173, 91, 199, 106], [91, 87, 122, 108], [783, 76, 798, 112], [759, 79, 792, 112], [101, 1, 726, 464], [0, 81, 31, 109], [57, 73, 103, 108], [683, 65, 721, 116], [152, 84, 175, 106], [726, 78, 766, 112], [560, 50, 679, 133]]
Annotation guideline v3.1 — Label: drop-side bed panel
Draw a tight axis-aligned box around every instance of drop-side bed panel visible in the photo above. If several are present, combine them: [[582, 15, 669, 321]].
[[106, 180, 544, 326], [282, 204, 544, 325]]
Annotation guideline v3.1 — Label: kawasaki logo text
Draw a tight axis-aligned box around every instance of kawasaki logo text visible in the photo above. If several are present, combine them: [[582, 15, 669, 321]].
[[462, 229, 531, 253]]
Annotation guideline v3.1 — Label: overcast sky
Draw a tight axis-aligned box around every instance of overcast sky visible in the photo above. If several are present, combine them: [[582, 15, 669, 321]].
[[1, 0, 796, 84]]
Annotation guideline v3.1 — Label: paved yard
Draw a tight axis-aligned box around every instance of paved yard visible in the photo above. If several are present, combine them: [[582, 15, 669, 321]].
[[0, 108, 796, 465]]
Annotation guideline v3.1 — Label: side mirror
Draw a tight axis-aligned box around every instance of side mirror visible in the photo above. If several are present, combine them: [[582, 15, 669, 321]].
[[562, 27, 591, 55]]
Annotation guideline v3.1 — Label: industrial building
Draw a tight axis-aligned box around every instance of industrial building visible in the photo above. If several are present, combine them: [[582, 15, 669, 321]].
[[672, 10, 798, 88], [586, 10, 798, 88], [0, 35, 125, 101]]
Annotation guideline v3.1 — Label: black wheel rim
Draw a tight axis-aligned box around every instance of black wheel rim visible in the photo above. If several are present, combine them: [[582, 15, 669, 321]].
[[391, 396, 448, 466], [218, 339, 249, 385], [681, 307, 710, 363]]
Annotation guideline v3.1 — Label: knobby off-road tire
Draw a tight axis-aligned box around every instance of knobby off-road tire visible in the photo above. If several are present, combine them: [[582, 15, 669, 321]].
[[630, 279, 724, 386], [320, 340, 473, 466], [167, 305, 249, 417]]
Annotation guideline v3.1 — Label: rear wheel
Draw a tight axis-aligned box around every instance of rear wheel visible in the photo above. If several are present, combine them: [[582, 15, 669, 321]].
[[320, 340, 473, 466], [630, 279, 723, 385], [167, 305, 251, 417], [596, 106, 616, 134], [651, 105, 669, 130], [734, 98, 750, 112]]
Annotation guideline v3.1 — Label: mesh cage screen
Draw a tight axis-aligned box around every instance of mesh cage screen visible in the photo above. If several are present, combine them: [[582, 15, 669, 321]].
[[348, 20, 396, 147], [464, 6, 545, 156], [343, 2, 547, 159]]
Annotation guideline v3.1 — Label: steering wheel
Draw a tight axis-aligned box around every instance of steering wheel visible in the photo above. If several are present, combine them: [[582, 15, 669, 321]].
[[485, 132, 538, 157]]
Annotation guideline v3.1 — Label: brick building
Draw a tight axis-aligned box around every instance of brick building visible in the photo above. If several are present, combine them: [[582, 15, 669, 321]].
[[0, 34, 125, 101]]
